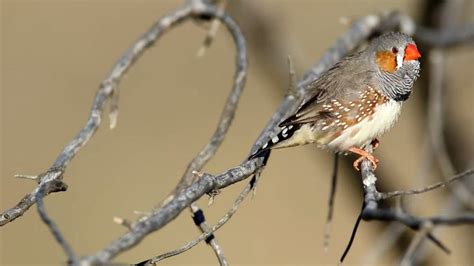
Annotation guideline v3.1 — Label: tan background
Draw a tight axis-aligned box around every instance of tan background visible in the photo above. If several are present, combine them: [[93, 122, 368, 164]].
[[1, 0, 473, 265]]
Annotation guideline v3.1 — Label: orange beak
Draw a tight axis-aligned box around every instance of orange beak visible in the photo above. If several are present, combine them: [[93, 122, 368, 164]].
[[404, 43, 421, 61]]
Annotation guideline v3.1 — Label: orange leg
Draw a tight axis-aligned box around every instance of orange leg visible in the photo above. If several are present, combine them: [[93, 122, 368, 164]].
[[348, 147, 379, 171]]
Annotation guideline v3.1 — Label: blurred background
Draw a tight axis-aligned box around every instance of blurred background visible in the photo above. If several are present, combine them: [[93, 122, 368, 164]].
[[1, 0, 473, 265]]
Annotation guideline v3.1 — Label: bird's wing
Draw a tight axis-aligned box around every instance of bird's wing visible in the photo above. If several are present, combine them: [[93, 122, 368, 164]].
[[280, 52, 374, 127]]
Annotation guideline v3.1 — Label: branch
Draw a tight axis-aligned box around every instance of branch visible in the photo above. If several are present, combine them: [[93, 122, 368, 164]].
[[36, 182, 77, 264], [380, 168, 474, 199], [360, 156, 474, 227], [1, 168, 67, 226], [416, 22, 474, 48]]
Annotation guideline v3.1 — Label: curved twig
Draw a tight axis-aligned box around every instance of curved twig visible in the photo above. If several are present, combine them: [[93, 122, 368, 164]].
[[36, 181, 77, 264], [0, 2, 193, 227]]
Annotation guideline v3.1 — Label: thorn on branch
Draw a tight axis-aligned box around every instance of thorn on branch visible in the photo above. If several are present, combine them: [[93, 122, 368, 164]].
[[286, 54, 298, 98], [196, 0, 228, 58], [109, 86, 119, 130], [113, 216, 133, 230], [14, 174, 39, 182], [207, 188, 221, 206]]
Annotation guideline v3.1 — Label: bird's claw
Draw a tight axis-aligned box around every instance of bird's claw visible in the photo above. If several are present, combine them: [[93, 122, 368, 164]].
[[353, 154, 379, 171]]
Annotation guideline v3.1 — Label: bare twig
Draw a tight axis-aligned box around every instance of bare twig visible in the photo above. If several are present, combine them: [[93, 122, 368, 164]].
[[1, 168, 67, 226], [36, 182, 77, 264], [380, 168, 474, 199]]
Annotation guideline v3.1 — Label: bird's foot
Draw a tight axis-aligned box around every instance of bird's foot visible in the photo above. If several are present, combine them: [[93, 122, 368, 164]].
[[348, 147, 379, 171]]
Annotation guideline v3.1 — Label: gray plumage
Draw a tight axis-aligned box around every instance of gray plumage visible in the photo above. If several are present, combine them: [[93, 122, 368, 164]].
[[251, 32, 421, 163]]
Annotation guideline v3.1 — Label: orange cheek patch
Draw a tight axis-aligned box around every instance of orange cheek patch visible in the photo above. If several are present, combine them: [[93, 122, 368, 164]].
[[376, 51, 397, 73]]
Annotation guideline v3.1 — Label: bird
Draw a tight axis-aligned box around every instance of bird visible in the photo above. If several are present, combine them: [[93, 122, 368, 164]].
[[250, 32, 421, 170]]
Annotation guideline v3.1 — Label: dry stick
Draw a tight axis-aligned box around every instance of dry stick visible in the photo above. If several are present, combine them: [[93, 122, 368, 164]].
[[324, 153, 339, 252], [380, 168, 474, 200], [36, 181, 77, 264]]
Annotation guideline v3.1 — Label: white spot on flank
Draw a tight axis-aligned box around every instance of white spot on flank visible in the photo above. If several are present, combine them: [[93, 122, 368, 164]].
[[272, 136, 279, 143], [328, 100, 402, 150]]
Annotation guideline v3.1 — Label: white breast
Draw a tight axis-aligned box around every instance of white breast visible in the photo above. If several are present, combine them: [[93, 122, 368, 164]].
[[328, 100, 402, 151]]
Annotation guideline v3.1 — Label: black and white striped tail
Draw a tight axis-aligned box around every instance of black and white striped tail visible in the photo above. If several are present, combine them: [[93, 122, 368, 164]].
[[248, 124, 300, 162]]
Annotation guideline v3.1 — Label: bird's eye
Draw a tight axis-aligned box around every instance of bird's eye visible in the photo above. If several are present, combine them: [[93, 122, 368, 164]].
[[392, 47, 399, 54]]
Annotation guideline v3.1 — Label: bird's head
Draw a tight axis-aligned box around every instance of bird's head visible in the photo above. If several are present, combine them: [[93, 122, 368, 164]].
[[368, 32, 421, 101], [370, 32, 421, 73]]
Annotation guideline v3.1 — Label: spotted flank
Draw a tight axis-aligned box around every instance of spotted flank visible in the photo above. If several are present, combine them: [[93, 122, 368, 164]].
[[319, 87, 388, 132]]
